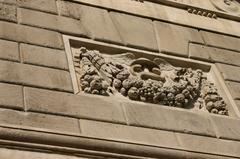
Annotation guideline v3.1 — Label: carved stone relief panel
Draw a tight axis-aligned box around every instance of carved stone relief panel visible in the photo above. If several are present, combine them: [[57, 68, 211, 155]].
[[71, 47, 228, 116]]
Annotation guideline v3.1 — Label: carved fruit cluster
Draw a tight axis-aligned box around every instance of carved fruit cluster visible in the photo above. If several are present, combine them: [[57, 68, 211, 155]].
[[200, 80, 228, 115]]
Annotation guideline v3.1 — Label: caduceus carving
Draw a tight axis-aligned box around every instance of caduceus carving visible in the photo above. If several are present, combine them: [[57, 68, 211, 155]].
[[73, 47, 228, 116]]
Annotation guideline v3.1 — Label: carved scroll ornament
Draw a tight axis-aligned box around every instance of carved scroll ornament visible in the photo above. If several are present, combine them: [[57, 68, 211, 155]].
[[73, 47, 228, 116]]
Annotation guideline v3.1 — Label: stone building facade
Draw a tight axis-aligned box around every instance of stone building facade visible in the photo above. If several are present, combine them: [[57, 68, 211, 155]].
[[0, 0, 240, 158]]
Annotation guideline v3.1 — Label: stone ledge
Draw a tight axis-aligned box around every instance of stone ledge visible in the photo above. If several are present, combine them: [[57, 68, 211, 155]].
[[0, 126, 238, 159]]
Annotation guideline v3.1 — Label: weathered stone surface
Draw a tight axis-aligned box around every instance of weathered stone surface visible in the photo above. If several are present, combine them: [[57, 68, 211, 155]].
[[0, 39, 19, 61], [0, 21, 64, 49], [177, 132, 240, 157], [226, 81, 240, 100], [17, 0, 57, 14], [25, 87, 126, 124], [236, 100, 240, 112], [0, 108, 80, 135], [0, 148, 88, 159], [189, 43, 211, 61], [20, 44, 68, 70], [18, 8, 87, 37], [124, 102, 216, 137], [110, 12, 158, 51], [190, 43, 240, 66], [58, 1, 122, 44], [0, 3, 16, 22], [211, 115, 240, 141], [201, 31, 240, 52], [79, 119, 180, 149], [0, 60, 73, 92], [154, 21, 204, 56], [0, 83, 23, 110], [216, 63, 240, 82], [0, 0, 16, 4]]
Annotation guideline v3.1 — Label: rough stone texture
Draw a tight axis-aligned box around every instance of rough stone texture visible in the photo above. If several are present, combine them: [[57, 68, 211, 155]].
[[58, 1, 122, 44], [0, 21, 64, 49], [0, 39, 19, 61], [124, 102, 216, 137], [236, 100, 240, 112], [0, 3, 16, 22], [0, 0, 16, 4], [189, 43, 240, 66], [201, 31, 240, 52], [79, 119, 180, 149], [177, 132, 240, 157], [226, 81, 240, 100], [110, 12, 158, 51], [0, 108, 80, 135], [0, 60, 73, 92], [0, 83, 23, 110], [216, 63, 240, 82], [18, 8, 87, 37], [20, 44, 69, 70], [25, 87, 126, 124], [0, 148, 88, 159], [154, 21, 204, 57], [211, 115, 240, 141], [17, 0, 57, 14]]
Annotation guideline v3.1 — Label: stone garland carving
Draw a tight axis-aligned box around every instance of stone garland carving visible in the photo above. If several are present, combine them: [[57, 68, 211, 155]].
[[73, 47, 228, 116], [187, 7, 217, 19]]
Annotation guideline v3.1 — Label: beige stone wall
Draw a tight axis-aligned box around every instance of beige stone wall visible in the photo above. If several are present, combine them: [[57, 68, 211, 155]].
[[0, 0, 240, 158]]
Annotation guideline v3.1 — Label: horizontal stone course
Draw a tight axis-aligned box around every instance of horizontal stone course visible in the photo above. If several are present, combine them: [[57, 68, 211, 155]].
[[0, 83, 23, 110], [17, 0, 57, 14], [79, 119, 180, 149], [154, 21, 203, 57], [177, 132, 240, 157], [25, 87, 126, 124], [216, 63, 240, 83], [0, 39, 19, 61], [123, 102, 216, 137], [110, 12, 158, 51], [201, 31, 240, 52], [189, 43, 240, 66], [0, 3, 17, 22], [58, 1, 122, 44], [0, 108, 80, 135], [0, 21, 64, 49], [20, 44, 69, 70], [18, 8, 87, 37], [0, 148, 89, 159], [210, 115, 240, 141], [0, 60, 73, 92]]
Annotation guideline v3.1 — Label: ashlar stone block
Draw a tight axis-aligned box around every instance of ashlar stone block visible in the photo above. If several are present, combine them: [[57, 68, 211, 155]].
[[154, 21, 204, 57], [20, 44, 69, 70], [110, 12, 158, 51], [58, 1, 123, 44], [0, 39, 19, 62]]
